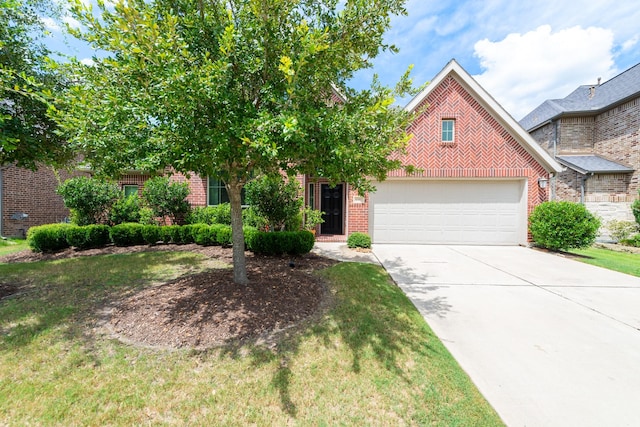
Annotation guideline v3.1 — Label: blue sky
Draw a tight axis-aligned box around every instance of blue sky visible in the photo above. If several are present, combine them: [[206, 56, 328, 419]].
[[43, 0, 640, 120]]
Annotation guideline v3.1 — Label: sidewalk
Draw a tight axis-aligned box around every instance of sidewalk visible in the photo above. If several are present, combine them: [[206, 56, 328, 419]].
[[312, 242, 379, 264]]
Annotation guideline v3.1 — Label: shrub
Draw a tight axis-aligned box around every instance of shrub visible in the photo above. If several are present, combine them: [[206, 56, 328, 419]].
[[243, 226, 259, 250], [607, 220, 638, 242], [161, 225, 181, 244], [347, 232, 372, 249], [245, 175, 303, 231], [178, 224, 196, 244], [138, 207, 157, 225], [109, 195, 140, 225], [242, 206, 268, 230], [57, 177, 120, 225], [632, 195, 640, 226], [186, 204, 232, 225], [66, 224, 110, 249], [110, 223, 145, 246], [142, 176, 191, 225], [302, 207, 324, 231], [529, 201, 601, 251], [192, 224, 216, 246], [27, 224, 71, 253], [247, 230, 314, 255], [141, 225, 162, 245], [216, 225, 233, 246], [620, 234, 640, 247]]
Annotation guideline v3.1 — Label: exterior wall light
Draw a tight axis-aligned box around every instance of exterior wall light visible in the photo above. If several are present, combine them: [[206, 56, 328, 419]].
[[538, 177, 549, 189]]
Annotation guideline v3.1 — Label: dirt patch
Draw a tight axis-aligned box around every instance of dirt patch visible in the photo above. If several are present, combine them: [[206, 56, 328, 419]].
[[1, 244, 338, 349], [0, 283, 18, 300]]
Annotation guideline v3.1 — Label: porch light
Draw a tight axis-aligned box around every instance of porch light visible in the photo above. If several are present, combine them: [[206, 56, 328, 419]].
[[538, 177, 549, 189]]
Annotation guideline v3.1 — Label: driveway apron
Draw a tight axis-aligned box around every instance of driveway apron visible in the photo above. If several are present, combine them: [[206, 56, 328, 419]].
[[373, 245, 640, 427]]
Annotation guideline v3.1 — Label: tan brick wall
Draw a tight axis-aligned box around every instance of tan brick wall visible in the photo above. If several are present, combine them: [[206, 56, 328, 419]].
[[594, 97, 640, 197], [558, 117, 595, 153], [1, 165, 88, 237]]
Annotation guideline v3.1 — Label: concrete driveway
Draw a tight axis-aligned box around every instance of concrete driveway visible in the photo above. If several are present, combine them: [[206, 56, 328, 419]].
[[373, 245, 640, 427]]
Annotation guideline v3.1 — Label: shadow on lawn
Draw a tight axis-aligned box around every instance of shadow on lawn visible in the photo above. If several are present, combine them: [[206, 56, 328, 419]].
[[218, 262, 443, 418], [0, 251, 205, 349]]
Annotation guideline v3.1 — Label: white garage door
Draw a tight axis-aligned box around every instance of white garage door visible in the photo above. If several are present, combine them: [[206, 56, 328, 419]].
[[369, 180, 527, 245]]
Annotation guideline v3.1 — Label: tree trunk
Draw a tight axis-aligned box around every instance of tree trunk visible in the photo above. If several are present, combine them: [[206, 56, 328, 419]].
[[226, 178, 248, 285]]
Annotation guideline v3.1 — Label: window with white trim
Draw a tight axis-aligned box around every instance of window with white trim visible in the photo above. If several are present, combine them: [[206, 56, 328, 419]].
[[441, 119, 455, 142]]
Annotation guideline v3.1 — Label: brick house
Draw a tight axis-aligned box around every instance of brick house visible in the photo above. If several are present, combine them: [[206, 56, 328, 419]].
[[520, 63, 640, 226], [307, 59, 562, 244], [2, 60, 562, 244]]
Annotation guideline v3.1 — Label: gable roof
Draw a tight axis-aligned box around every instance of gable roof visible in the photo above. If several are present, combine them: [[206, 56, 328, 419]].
[[520, 62, 640, 131], [556, 155, 634, 175], [405, 59, 563, 174]]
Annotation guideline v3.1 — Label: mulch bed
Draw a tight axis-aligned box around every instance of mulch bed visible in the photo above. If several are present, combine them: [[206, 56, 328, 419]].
[[0, 245, 338, 349]]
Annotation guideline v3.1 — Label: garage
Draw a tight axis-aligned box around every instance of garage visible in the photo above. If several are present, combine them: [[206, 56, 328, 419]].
[[368, 180, 527, 245]]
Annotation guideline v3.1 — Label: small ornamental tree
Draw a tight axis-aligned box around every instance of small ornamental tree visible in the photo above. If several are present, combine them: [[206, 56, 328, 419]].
[[245, 175, 303, 231], [56, 177, 120, 225], [54, 0, 416, 284], [529, 201, 601, 251], [141, 176, 190, 225]]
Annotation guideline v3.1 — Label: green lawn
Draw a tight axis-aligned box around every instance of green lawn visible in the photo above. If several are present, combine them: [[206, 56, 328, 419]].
[[0, 238, 28, 256], [0, 250, 502, 425], [570, 246, 640, 277]]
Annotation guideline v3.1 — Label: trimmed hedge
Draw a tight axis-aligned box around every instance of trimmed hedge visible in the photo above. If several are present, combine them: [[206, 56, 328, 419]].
[[26, 223, 309, 255], [247, 230, 315, 255], [110, 223, 145, 246], [66, 224, 110, 249], [529, 201, 601, 251], [27, 223, 71, 253], [347, 232, 372, 249]]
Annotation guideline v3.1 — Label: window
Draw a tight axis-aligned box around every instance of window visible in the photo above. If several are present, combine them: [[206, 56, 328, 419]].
[[308, 183, 315, 208], [441, 119, 455, 142], [208, 177, 246, 205], [123, 185, 138, 197]]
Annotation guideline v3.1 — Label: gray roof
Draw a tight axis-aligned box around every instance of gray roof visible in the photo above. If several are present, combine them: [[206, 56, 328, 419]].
[[520, 63, 640, 130], [556, 155, 634, 174]]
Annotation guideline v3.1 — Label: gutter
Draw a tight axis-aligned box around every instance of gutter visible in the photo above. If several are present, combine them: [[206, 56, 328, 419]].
[[580, 173, 594, 204]]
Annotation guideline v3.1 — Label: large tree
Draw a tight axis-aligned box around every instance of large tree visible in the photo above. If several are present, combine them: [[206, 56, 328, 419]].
[[0, 0, 70, 169], [53, 0, 415, 284]]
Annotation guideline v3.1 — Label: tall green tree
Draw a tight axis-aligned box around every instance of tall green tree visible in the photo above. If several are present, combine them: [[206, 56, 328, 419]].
[[53, 0, 416, 284], [0, 0, 70, 169]]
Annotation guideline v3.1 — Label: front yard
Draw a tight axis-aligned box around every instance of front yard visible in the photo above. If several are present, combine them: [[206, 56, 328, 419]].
[[0, 246, 502, 425], [569, 245, 640, 278]]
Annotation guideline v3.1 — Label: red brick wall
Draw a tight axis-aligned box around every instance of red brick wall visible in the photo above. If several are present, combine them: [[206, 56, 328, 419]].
[[168, 172, 208, 207], [344, 75, 550, 235], [1, 165, 88, 237]]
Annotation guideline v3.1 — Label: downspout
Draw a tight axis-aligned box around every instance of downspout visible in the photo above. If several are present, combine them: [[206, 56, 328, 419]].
[[551, 119, 559, 201], [580, 173, 594, 204]]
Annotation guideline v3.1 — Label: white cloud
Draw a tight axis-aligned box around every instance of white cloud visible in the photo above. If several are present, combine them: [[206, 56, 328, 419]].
[[622, 35, 639, 52], [62, 15, 82, 30], [41, 17, 61, 32], [80, 58, 95, 66], [473, 25, 616, 119]]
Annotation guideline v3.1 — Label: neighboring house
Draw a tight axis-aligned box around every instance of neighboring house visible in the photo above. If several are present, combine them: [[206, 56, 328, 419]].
[[0, 165, 84, 237], [2, 60, 563, 244], [520, 63, 640, 226]]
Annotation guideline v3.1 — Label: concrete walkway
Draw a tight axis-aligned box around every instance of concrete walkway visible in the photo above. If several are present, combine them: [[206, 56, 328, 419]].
[[373, 245, 640, 427]]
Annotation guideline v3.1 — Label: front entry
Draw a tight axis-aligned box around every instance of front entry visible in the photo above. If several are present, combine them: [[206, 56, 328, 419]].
[[320, 183, 344, 235]]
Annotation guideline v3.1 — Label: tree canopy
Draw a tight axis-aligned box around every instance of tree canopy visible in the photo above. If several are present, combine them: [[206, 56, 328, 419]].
[[54, 0, 416, 284], [0, 0, 70, 169]]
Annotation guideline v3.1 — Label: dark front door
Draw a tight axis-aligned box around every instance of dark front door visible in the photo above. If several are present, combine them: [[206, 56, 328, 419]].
[[320, 184, 344, 235]]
